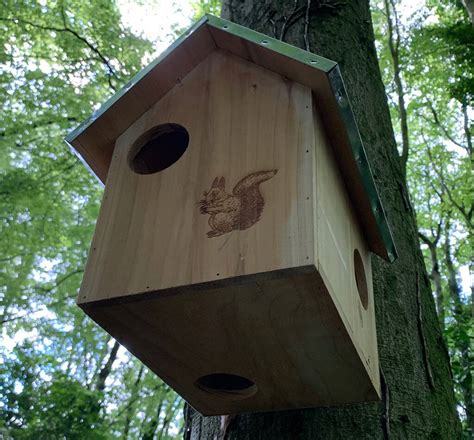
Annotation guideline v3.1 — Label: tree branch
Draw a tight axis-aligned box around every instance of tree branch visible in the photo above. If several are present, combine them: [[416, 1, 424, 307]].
[[423, 134, 473, 229], [462, 97, 473, 157], [38, 268, 85, 293], [426, 100, 466, 151], [96, 340, 120, 392], [304, 0, 312, 51], [0, 16, 117, 91], [0, 269, 83, 325], [280, 0, 298, 40]]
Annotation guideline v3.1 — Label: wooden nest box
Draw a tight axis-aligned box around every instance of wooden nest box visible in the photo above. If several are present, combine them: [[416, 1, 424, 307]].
[[66, 15, 397, 415]]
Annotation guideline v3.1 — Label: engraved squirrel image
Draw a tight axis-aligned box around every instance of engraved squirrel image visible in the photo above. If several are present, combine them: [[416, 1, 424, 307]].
[[199, 170, 278, 238]]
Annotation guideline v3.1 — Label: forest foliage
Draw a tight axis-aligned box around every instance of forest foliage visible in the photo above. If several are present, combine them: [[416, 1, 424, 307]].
[[372, 1, 472, 435], [0, 0, 472, 438]]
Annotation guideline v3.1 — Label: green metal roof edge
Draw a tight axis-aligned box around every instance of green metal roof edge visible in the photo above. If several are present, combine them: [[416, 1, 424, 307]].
[[65, 15, 210, 144], [65, 14, 338, 144], [327, 66, 398, 262], [205, 14, 337, 72]]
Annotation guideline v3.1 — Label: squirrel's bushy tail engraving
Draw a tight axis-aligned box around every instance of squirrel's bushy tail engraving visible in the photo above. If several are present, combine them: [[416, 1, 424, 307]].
[[199, 169, 278, 238], [233, 170, 277, 230], [232, 170, 278, 196]]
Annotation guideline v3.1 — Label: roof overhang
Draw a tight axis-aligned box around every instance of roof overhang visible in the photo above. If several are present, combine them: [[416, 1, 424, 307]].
[[65, 14, 397, 262]]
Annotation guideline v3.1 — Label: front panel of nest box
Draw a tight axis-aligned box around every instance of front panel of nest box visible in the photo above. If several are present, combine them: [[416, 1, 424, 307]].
[[79, 50, 316, 305]]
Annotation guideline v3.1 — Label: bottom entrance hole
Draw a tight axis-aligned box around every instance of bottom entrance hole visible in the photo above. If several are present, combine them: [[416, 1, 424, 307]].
[[195, 373, 257, 400]]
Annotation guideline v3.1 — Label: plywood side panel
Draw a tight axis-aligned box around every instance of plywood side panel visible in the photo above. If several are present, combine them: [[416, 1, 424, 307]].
[[79, 50, 315, 304], [82, 268, 379, 416], [350, 220, 379, 389], [315, 103, 352, 329], [313, 100, 379, 393]]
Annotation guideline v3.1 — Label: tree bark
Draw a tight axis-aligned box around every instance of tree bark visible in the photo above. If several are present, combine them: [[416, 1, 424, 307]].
[[185, 1, 461, 438]]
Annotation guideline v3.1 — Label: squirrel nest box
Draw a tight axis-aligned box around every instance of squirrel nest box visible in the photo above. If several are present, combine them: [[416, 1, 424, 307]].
[[66, 15, 397, 415]]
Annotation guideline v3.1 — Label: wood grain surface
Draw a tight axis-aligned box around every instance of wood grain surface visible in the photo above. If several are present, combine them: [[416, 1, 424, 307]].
[[83, 268, 379, 416], [79, 49, 379, 414], [79, 50, 315, 303]]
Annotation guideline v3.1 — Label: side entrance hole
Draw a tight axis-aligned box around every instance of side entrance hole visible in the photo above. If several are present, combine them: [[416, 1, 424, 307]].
[[354, 249, 369, 310]]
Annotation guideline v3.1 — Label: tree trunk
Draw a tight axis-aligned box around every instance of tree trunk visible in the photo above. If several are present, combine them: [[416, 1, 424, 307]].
[[462, 98, 472, 157], [158, 397, 181, 440], [184, 1, 461, 438], [141, 400, 163, 440], [383, 0, 409, 180], [419, 230, 444, 329], [461, 0, 474, 25], [123, 364, 144, 439], [96, 339, 120, 392]]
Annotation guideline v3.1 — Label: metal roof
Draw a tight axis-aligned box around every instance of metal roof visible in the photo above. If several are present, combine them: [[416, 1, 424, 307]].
[[65, 14, 397, 262]]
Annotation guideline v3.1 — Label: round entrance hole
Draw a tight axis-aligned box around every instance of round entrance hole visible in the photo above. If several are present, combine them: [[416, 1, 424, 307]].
[[128, 123, 189, 175], [195, 373, 257, 400], [354, 249, 369, 310]]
